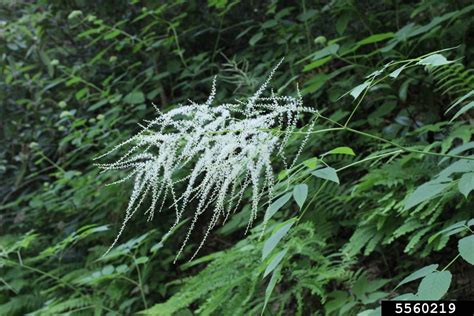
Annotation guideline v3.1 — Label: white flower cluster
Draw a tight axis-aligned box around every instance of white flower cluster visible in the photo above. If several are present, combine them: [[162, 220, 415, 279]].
[[95, 60, 317, 260]]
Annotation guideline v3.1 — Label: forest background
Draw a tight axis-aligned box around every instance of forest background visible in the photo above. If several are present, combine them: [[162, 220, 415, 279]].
[[1, 0, 474, 315]]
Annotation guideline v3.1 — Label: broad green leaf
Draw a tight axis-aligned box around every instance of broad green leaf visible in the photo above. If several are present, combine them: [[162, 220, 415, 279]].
[[75, 87, 89, 100], [311, 44, 339, 61], [263, 249, 287, 278], [293, 184, 308, 208], [101, 265, 114, 275], [262, 20, 277, 29], [350, 82, 370, 100], [104, 29, 121, 40], [135, 256, 149, 264], [303, 157, 318, 169], [417, 271, 452, 300], [297, 9, 317, 22], [124, 90, 145, 104], [396, 264, 439, 289], [439, 142, 474, 165], [404, 181, 450, 210], [67, 10, 82, 20], [458, 172, 474, 197], [458, 235, 474, 265], [265, 192, 292, 221], [357, 32, 394, 45], [66, 77, 82, 86], [302, 73, 329, 94], [312, 167, 339, 184], [417, 54, 452, 67], [249, 32, 263, 46], [262, 219, 295, 260], [328, 146, 355, 156], [116, 264, 128, 273], [303, 56, 332, 72]]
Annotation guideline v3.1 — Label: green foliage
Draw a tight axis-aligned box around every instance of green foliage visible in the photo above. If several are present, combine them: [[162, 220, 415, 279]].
[[2, 0, 474, 315]]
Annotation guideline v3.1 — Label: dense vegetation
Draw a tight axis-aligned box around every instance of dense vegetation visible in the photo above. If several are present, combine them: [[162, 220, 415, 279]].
[[1, 0, 473, 315]]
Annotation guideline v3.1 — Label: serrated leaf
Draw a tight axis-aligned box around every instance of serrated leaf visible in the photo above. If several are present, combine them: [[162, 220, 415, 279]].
[[265, 192, 292, 221], [262, 219, 295, 260], [458, 172, 474, 197], [417, 271, 451, 300], [396, 264, 439, 288], [263, 249, 287, 278], [458, 235, 474, 265], [293, 184, 308, 208], [312, 167, 339, 184]]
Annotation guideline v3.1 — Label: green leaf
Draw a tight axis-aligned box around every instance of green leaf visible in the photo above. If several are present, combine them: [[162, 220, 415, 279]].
[[135, 256, 149, 264], [75, 87, 89, 100], [263, 249, 287, 278], [249, 32, 263, 46], [262, 219, 295, 260], [451, 101, 474, 122], [293, 184, 308, 208], [66, 77, 82, 87], [417, 271, 452, 300], [417, 54, 452, 67], [404, 181, 450, 210], [303, 56, 332, 72], [104, 29, 121, 40], [357, 32, 394, 45], [124, 90, 145, 104], [262, 268, 280, 313], [389, 64, 407, 79], [303, 157, 318, 169], [458, 172, 474, 198], [328, 146, 355, 156], [310, 44, 339, 61], [265, 192, 292, 221], [312, 167, 339, 184], [396, 264, 439, 289], [458, 235, 474, 265], [350, 82, 370, 100], [101, 265, 115, 275]]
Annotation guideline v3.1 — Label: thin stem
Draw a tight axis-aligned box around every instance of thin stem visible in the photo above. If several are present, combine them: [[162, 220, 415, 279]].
[[297, 181, 327, 223], [336, 150, 403, 172], [133, 256, 148, 309], [442, 254, 460, 272]]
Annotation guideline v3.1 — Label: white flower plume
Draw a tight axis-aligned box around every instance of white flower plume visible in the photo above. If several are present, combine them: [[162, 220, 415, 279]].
[[95, 59, 317, 261]]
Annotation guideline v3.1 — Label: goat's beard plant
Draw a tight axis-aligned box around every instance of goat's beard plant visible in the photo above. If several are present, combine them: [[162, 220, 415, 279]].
[[95, 60, 317, 261]]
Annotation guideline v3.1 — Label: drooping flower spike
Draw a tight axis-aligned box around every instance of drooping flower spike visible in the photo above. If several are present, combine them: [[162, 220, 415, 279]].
[[95, 59, 317, 261]]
